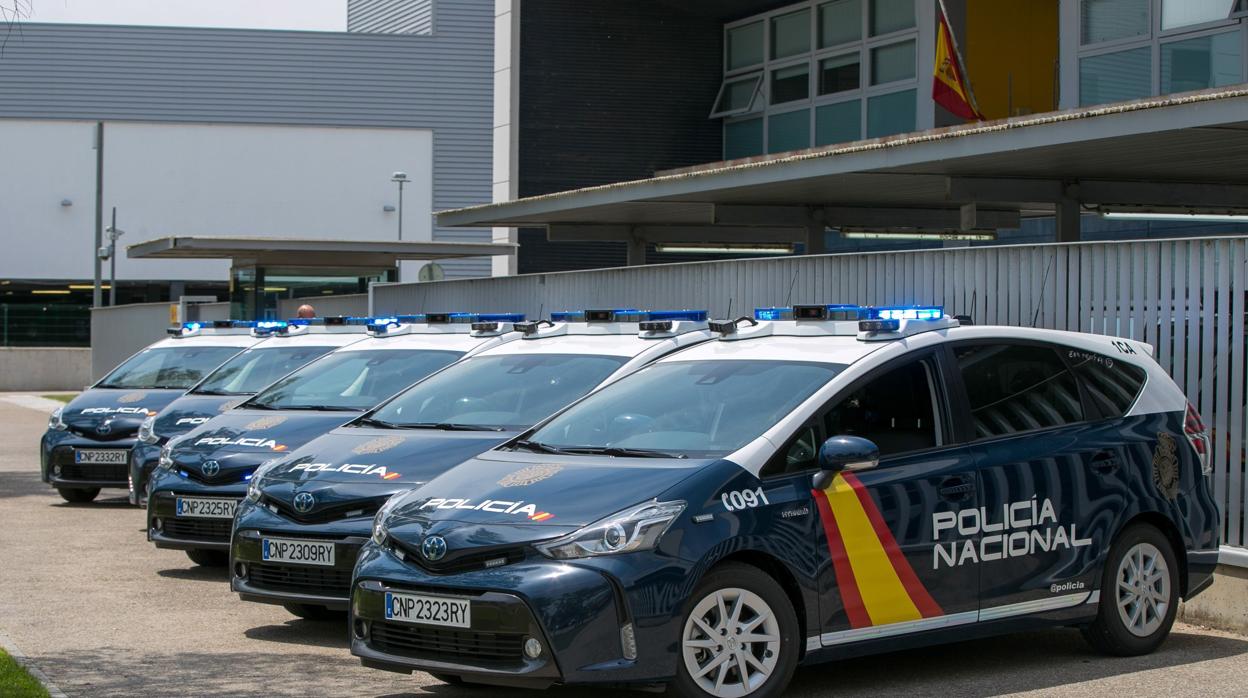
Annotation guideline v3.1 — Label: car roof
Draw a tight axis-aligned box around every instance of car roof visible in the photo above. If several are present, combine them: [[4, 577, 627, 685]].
[[249, 332, 365, 349], [323, 330, 500, 354], [144, 334, 261, 350], [472, 331, 687, 359]]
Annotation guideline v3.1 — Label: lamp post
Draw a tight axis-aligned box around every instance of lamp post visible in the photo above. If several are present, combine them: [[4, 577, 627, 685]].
[[391, 171, 409, 241], [100, 207, 124, 306]]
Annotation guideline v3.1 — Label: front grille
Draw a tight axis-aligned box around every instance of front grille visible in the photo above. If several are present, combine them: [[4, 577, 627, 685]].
[[180, 467, 249, 486], [56, 462, 128, 483], [67, 425, 137, 442], [369, 621, 525, 664], [249, 562, 351, 597], [162, 518, 232, 541], [261, 494, 387, 525], [391, 540, 527, 575]]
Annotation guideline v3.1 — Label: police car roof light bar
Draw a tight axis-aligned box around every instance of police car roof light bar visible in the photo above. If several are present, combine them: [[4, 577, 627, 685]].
[[868, 305, 943, 321], [708, 316, 759, 335]]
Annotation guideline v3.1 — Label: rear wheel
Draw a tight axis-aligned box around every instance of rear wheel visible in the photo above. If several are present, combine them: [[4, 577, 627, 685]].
[[1082, 524, 1179, 656], [56, 487, 99, 503], [184, 549, 228, 567], [283, 603, 343, 621], [670, 563, 799, 698]]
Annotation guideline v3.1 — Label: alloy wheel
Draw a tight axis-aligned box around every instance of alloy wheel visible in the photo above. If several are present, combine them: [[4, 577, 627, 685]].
[[681, 587, 780, 697], [1116, 541, 1170, 638]]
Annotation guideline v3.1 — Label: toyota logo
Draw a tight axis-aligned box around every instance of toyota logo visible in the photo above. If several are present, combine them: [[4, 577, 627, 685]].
[[292, 492, 316, 513], [421, 535, 448, 562], [200, 460, 220, 477], [97, 421, 112, 435]]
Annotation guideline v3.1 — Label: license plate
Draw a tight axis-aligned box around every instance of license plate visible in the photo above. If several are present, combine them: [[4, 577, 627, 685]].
[[175, 497, 238, 519], [74, 449, 129, 465], [261, 537, 335, 567], [384, 591, 471, 628]]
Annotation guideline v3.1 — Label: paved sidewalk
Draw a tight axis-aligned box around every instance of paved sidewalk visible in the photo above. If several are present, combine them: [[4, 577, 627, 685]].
[[1, 400, 1245, 697]]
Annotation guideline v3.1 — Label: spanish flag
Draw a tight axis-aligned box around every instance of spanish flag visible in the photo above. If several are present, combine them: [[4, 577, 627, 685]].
[[933, 0, 984, 121]]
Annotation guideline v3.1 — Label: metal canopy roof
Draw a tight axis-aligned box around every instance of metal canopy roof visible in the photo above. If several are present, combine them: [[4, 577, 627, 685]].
[[128, 236, 516, 267], [437, 87, 1248, 241]]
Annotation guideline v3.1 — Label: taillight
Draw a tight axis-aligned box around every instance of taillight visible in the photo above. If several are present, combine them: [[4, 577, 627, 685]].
[[1184, 403, 1212, 476]]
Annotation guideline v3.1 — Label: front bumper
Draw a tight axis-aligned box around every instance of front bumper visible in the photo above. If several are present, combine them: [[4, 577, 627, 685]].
[[130, 443, 162, 506], [230, 499, 376, 610], [147, 480, 247, 551], [350, 542, 683, 687], [41, 431, 135, 490]]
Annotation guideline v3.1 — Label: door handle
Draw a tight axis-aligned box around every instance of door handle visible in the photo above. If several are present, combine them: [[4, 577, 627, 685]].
[[1091, 451, 1120, 472], [938, 477, 975, 500]]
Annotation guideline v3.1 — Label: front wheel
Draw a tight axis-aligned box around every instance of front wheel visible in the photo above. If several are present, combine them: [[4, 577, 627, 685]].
[[670, 563, 799, 698], [283, 603, 343, 621], [1082, 524, 1179, 656], [57, 487, 99, 503]]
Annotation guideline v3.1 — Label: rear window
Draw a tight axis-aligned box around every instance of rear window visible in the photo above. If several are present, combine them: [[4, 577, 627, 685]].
[[1065, 349, 1147, 418], [955, 343, 1084, 439]]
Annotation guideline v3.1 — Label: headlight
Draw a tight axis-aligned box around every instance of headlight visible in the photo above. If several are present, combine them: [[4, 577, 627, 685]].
[[156, 443, 175, 471], [370, 494, 399, 546], [245, 459, 282, 503], [48, 407, 67, 432], [536, 500, 685, 560], [137, 415, 159, 444]]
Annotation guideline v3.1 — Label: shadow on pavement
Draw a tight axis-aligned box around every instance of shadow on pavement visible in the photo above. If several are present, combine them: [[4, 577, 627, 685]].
[[0, 471, 47, 499], [155, 565, 230, 582], [245, 619, 351, 650]]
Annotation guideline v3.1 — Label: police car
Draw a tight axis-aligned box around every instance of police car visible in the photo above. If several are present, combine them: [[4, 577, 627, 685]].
[[146, 314, 523, 566], [350, 305, 1219, 696], [128, 319, 369, 506], [41, 321, 259, 504], [230, 309, 714, 619]]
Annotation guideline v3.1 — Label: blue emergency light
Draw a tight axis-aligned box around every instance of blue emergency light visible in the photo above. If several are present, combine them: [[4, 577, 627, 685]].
[[870, 306, 943, 321], [753, 305, 866, 321], [646, 309, 709, 322]]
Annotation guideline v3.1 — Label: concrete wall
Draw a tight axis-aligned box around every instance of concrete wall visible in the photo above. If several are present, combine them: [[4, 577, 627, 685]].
[[90, 303, 173, 381], [277, 294, 370, 319], [0, 348, 92, 391], [1181, 565, 1248, 634]]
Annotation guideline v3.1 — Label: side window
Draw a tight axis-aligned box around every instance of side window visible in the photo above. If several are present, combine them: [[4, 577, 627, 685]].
[[761, 424, 819, 477], [824, 357, 942, 457], [1065, 349, 1147, 419], [955, 343, 1084, 439]]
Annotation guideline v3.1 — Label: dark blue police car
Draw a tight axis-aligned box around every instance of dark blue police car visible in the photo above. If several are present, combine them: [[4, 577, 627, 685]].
[[230, 309, 713, 619], [349, 305, 1219, 697]]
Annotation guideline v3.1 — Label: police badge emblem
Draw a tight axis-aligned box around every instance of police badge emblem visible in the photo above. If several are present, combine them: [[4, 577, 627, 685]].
[[218, 398, 245, 413], [352, 435, 406, 455], [244, 415, 288, 431], [498, 464, 563, 487], [1152, 432, 1180, 499], [117, 391, 146, 404]]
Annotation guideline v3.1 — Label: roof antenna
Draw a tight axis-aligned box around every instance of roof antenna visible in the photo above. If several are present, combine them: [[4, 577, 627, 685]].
[[784, 269, 799, 307], [537, 302, 544, 321], [725, 297, 733, 319], [1031, 254, 1055, 328]]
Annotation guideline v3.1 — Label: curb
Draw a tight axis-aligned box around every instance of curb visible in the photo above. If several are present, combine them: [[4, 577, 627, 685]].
[[0, 633, 69, 698]]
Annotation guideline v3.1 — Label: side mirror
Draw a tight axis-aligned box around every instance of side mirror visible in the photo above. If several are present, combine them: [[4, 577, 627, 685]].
[[812, 435, 880, 490]]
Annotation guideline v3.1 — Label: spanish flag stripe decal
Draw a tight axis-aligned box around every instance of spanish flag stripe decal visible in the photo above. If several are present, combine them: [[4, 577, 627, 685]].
[[841, 472, 944, 618], [815, 473, 943, 630], [812, 488, 871, 629]]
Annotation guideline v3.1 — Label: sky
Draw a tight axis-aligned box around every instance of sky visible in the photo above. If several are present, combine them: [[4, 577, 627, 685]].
[[15, 0, 346, 32]]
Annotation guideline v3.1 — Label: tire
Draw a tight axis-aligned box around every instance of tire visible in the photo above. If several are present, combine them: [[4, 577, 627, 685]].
[[669, 562, 799, 698], [57, 487, 99, 503], [184, 549, 228, 567], [283, 603, 344, 621], [1082, 523, 1180, 656]]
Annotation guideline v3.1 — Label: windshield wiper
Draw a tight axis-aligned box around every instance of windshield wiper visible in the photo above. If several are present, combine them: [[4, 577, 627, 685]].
[[559, 446, 688, 459], [399, 422, 506, 432], [356, 416, 399, 429], [511, 439, 569, 454], [279, 405, 363, 412], [193, 389, 244, 396]]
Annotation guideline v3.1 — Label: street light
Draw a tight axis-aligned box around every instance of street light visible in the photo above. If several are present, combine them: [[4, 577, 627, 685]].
[[97, 207, 124, 306], [391, 171, 409, 241]]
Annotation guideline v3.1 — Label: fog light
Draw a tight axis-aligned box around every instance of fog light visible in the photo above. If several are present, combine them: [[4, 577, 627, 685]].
[[53, 465, 61, 476], [353, 619, 370, 641], [523, 637, 543, 659], [153, 517, 162, 531], [620, 622, 637, 660], [235, 562, 248, 578]]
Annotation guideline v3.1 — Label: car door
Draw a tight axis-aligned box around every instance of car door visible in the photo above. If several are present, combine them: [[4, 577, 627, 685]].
[[949, 341, 1109, 619], [798, 350, 982, 646]]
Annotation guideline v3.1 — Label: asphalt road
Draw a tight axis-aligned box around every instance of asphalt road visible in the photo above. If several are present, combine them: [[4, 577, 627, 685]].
[[2, 398, 1247, 697]]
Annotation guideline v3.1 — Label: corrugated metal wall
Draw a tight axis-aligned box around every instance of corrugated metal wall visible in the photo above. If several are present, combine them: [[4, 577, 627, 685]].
[[374, 237, 1248, 551], [0, 12, 493, 278], [348, 0, 434, 35]]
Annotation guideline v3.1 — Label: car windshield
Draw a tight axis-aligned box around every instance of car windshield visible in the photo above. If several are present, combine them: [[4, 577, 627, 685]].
[[96, 346, 243, 390], [526, 360, 846, 458], [192, 344, 339, 396], [248, 348, 462, 411], [367, 353, 629, 431]]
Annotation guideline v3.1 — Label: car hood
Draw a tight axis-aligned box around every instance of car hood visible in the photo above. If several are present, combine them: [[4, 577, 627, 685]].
[[152, 393, 252, 440], [61, 388, 184, 437], [386, 451, 713, 534], [170, 409, 354, 478]]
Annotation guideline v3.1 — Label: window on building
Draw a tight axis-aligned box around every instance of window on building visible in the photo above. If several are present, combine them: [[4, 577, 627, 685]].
[[718, 0, 918, 158], [1078, 0, 1248, 106], [955, 343, 1084, 439]]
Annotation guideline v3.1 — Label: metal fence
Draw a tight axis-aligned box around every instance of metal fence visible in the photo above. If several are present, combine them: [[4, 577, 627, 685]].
[[1, 303, 90, 347], [374, 236, 1248, 553]]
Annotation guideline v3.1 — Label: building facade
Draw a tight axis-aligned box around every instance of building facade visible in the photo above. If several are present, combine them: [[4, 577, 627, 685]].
[[0, 0, 493, 345]]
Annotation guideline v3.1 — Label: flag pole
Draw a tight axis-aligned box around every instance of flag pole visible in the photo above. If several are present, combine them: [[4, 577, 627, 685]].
[[936, 0, 985, 119]]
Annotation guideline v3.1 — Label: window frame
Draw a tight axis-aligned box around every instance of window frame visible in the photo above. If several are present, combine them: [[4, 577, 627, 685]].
[[709, 72, 765, 118]]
